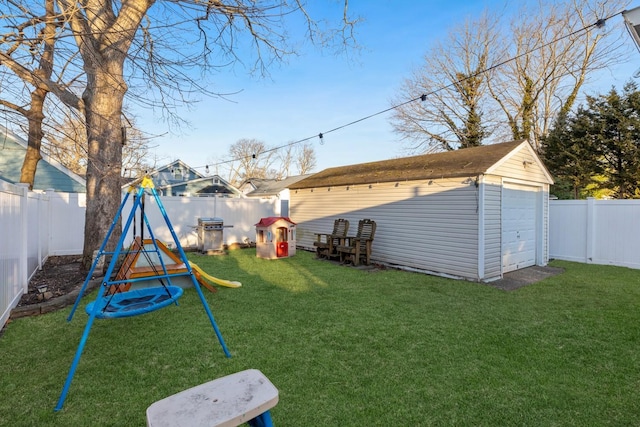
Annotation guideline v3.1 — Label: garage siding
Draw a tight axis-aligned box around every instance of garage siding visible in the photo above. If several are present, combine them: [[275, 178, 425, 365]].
[[482, 177, 502, 279], [291, 178, 481, 279]]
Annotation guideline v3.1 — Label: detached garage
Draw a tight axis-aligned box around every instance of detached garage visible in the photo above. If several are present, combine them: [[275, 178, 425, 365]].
[[289, 140, 553, 281]]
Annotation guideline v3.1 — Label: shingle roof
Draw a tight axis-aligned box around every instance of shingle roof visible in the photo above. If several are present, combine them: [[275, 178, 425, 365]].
[[244, 175, 312, 196], [289, 140, 527, 189]]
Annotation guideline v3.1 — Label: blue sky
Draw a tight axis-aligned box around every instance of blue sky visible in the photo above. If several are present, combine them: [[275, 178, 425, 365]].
[[138, 1, 640, 176]]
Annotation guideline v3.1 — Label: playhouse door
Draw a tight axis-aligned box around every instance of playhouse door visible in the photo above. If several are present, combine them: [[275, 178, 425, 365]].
[[276, 227, 288, 257]]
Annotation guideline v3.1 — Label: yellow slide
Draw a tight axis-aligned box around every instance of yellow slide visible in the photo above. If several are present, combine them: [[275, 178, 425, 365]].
[[189, 262, 242, 288]]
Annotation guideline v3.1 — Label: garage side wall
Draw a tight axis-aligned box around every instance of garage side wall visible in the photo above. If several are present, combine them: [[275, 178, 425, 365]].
[[290, 178, 481, 280]]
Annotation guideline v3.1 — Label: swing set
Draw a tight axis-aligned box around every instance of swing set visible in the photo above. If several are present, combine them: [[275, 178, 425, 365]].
[[54, 177, 231, 412]]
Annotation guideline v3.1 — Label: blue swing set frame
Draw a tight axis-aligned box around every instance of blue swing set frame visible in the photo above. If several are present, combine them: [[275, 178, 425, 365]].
[[54, 177, 231, 412]]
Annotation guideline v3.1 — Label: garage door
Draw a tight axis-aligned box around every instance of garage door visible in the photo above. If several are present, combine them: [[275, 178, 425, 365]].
[[502, 183, 538, 273]]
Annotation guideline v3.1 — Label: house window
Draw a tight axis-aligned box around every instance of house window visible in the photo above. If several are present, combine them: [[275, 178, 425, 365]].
[[173, 168, 182, 180]]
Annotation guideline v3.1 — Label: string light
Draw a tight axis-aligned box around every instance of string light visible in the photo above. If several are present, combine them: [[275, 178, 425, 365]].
[[185, 12, 619, 172]]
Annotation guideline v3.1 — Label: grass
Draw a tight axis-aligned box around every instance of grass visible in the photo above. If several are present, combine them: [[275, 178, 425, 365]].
[[1, 249, 640, 426]]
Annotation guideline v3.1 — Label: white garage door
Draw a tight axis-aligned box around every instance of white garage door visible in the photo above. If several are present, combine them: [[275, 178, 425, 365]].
[[502, 183, 538, 273]]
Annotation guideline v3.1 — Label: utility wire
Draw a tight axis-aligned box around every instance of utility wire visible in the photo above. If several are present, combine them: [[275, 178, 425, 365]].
[[194, 11, 622, 171]]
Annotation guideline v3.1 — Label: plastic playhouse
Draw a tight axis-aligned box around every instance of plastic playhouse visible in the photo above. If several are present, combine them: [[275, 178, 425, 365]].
[[255, 217, 296, 259]]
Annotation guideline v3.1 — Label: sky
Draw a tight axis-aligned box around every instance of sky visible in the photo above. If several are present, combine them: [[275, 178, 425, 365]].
[[137, 0, 640, 176]]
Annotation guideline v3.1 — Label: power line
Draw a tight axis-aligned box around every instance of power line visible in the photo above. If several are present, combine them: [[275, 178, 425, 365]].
[[192, 10, 622, 171]]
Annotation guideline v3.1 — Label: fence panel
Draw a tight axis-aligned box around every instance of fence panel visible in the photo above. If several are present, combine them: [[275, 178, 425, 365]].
[[549, 199, 640, 269], [26, 192, 50, 274], [123, 195, 278, 248], [0, 182, 27, 327], [49, 192, 85, 256]]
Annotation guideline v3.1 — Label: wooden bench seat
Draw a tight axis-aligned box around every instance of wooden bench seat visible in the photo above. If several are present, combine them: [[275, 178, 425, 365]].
[[313, 218, 349, 260], [337, 219, 376, 266]]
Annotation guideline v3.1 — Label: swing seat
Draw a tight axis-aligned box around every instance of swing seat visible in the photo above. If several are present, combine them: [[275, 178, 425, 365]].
[[85, 286, 184, 319]]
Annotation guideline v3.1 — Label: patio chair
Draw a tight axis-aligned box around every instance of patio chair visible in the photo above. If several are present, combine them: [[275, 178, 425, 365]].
[[313, 218, 349, 260], [337, 219, 376, 266]]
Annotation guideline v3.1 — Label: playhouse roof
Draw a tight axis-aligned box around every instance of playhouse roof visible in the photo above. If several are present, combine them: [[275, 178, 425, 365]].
[[255, 217, 296, 227]]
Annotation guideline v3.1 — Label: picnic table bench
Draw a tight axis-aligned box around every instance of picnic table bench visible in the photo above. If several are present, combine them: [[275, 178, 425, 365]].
[[146, 369, 279, 427]]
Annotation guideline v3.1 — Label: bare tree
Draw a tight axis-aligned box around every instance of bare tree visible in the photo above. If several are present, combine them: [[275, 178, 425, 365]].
[[391, 0, 629, 153], [0, 0, 65, 189], [1, 0, 357, 268], [45, 112, 155, 177], [226, 138, 276, 185], [390, 12, 500, 153], [487, 0, 629, 149], [295, 142, 316, 174]]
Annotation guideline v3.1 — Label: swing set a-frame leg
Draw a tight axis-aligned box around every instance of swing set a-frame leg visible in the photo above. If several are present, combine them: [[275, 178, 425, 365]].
[[55, 179, 231, 412]]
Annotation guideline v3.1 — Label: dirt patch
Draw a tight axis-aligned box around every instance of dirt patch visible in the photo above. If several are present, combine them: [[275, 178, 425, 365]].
[[18, 255, 88, 307]]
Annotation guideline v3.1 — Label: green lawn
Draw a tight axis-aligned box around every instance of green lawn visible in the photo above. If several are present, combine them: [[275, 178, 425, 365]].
[[1, 249, 640, 426]]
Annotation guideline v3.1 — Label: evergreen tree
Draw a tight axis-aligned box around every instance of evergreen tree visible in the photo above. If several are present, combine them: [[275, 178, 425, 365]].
[[541, 111, 600, 199], [589, 83, 640, 199], [542, 82, 640, 199]]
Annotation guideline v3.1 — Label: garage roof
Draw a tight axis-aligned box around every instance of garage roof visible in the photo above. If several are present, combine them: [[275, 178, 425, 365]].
[[290, 140, 530, 189]]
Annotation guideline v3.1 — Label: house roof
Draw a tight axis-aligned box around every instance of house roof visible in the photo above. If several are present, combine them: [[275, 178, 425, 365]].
[[145, 159, 205, 188], [160, 175, 241, 196], [0, 126, 86, 192], [289, 140, 536, 189], [242, 175, 313, 197]]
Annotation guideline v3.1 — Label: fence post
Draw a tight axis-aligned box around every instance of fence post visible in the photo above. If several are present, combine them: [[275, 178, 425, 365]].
[[17, 184, 29, 293], [585, 197, 596, 264]]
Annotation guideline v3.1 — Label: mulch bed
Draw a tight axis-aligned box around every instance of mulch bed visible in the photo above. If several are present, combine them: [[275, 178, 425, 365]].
[[18, 255, 88, 307]]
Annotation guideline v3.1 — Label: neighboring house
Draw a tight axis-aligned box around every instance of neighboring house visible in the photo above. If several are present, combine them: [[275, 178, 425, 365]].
[[146, 160, 241, 197], [240, 175, 312, 216], [0, 126, 86, 192], [289, 140, 554, 282]]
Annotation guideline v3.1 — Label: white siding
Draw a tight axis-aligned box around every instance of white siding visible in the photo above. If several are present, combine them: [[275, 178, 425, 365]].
[[482, 177, 502, 279], [490, 144, 551, 183], [291, 178, 481, 280]]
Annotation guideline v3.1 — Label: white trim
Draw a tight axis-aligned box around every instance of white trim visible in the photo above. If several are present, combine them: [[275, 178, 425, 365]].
[[477, 175, 485, 280]]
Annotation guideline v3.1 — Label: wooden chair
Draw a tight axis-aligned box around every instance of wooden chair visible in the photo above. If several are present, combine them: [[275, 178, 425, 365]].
[[313, 218, 349, 260], [337, 219, 376, 266]]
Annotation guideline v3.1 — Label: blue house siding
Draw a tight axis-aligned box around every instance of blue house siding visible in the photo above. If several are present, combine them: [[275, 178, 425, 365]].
[[0, 127, 86, 192]]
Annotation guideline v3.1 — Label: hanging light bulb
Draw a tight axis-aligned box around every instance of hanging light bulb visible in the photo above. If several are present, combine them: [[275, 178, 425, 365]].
[[318, 133, 324, 145], [205, 165, 209, 174]]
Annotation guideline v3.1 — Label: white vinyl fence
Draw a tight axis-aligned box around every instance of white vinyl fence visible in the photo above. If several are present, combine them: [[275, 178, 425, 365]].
[[4, 187, 639, 328], [0, 183, 278, 327], [549, 198, 640, 269]]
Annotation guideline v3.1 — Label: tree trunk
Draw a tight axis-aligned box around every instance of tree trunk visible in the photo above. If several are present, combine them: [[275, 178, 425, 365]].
[[81, 69, 126, 270], [19, 89, 46, 190]]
